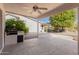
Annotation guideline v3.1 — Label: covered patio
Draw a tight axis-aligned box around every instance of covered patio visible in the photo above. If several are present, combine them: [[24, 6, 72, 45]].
[[1, 33, 78, 55], [0, 3, 78, 55]]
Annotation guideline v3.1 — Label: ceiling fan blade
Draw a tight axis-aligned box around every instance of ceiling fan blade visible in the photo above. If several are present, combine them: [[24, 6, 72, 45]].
[[37, 10, 42, 14], [38, 8, 48, 10]]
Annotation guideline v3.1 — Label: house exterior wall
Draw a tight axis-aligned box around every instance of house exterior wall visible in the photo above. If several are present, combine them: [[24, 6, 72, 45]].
[[21, 17, 43, 32]]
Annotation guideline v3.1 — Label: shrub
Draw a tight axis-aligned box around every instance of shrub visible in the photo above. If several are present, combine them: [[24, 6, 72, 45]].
[[5, 18, 29, 33]]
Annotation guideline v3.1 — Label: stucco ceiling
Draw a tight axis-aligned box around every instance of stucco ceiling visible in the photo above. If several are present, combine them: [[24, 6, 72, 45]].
[[3, 3, 63, 18], [3, 3, 79, 19]]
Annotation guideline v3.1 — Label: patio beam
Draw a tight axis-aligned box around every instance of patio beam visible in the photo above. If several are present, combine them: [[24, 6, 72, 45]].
[[38, 3, 79, 19], [6, 11, 37, 19], [76, 7, 79, 54], [0, 4, 5, 54], [37, 20, 39, 38]]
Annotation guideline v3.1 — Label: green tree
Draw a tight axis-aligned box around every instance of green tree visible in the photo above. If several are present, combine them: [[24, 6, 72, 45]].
[[5, 18, 29, 33], [50, 9, 75, 32]]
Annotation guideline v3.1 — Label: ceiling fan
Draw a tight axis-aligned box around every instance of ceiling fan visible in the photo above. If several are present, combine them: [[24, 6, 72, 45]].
[[30, 5, 48, 14]]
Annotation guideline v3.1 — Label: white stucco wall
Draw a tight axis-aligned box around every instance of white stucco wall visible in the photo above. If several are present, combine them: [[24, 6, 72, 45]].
[[20, 17, 43, 32]]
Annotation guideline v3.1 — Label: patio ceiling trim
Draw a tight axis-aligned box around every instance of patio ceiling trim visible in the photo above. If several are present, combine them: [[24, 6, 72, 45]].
[[6, 11, 37, 19], [6, 12, 41, 23], [37, 3, 79, 19]]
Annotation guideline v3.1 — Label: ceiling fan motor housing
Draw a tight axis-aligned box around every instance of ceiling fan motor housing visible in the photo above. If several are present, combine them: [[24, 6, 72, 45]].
[[33, 5, 39, 11]]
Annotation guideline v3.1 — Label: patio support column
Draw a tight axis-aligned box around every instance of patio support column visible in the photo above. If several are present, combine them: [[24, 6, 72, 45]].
[[37, 20, 39, 38], [0, 4, 5, 54], [76, 7, 79, 54], [48, 24, 50, 32]]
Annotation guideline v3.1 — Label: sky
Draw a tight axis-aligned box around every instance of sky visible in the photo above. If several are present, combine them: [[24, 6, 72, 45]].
[[39, 17, 50, 24]]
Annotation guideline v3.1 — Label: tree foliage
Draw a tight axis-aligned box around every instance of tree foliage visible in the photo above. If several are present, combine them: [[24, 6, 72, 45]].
[[50, 9, 75, 31]]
